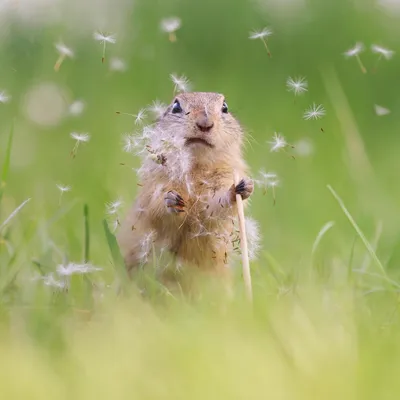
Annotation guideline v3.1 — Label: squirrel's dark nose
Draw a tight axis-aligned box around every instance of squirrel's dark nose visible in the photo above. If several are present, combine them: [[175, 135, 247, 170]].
[[196, 115, 214, 132]]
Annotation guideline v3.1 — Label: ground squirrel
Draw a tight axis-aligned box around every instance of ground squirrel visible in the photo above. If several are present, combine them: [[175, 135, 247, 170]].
[[117, 92, 254, 278]]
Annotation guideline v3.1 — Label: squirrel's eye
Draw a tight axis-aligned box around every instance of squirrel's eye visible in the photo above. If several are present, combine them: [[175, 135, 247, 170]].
[[172, 100, 183, 114], [222, 101, 228, 113]]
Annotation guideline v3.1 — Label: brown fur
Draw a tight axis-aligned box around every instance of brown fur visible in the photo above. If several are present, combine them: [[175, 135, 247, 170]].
[[117, 92, 253, 280]]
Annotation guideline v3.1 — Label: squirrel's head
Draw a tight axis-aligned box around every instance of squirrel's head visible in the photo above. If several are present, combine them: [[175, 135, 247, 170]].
[[157, 92, 244, 156]]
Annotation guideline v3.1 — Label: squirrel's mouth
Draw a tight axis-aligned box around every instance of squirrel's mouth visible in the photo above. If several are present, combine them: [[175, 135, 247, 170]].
[[184, 137, 214, 148]]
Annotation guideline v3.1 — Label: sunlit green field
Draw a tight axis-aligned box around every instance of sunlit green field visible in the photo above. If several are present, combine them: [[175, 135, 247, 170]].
[[1, 0, 400, 398]]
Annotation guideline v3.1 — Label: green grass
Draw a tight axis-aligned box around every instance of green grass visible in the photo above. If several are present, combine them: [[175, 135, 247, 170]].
[[1, 0, 400, 398]]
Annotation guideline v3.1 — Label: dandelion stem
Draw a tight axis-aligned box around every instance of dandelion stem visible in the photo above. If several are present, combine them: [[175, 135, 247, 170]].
[[71, 142, 79, 158], [373, 55, 383, 73], [54, 54, 65, 72], [356, 55, 367, 74], [84, 204, 90, 263], [272, 186, 276, 206], [262, 39, 271, 57], [168, 32, 177, 42], [102, 41, 106, 64], [233, 171, 252, 301]]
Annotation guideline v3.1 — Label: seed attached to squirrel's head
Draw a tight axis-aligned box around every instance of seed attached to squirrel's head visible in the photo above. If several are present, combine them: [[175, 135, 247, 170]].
[[157, 92, 243, 153]]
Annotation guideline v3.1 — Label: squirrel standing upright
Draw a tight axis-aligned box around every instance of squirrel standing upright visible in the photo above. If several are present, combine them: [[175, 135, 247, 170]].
[[117, 92, 254, 277]]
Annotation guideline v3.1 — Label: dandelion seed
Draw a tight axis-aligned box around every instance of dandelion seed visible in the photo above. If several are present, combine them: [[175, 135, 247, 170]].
[[56, 262, 102, 276], [303, 103, 326, 120], [255, 170, 280, 202], [42, 273, 66, 289], [268, 132, 295, 159], [249, 27, 273, 57], [56, 184, 71, 192], [371, 44, 394, 60], [54, 42, 74, 72], [148, 100, 167, 119], [286, 76, 308, 96], [56, 183, 71, 206], [269, 132, 288, 152], [106, 199, 123, 215], [245, 217, 261, 260], [139, 230, 157, 262], [374, 104, 391, 116], [0, 90, 11, 103], [267, 179, 279, 205], [371, 44, 395, 71], [170, 74, 191, 93], [68, 100, 85, 116], [93, 31, 116, 63], [123, 134, 136, 153], [343, 42, 367, 73], [70, 132, 90, 158], [160, 16, 181, 42], [134, 108, 147, 125], [109, 57, 127, 72]]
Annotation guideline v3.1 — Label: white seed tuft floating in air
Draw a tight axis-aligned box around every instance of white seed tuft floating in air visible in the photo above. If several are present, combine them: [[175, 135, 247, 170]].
[[93, 31, 117, 44], [374, 104, 391, 116], [106, 198, 123, 215], [255, 170, 279, 203], [56, 183, 71, 206], [0, 90, 11, 103], [371, 44, 395, 60], [134, 108, 147, 125], [170, 73, 192, 93], [56, 184, 71, 193], [269, 132, 288, 152], [160, 16, 181, 42], [70, 132, 90, 158], [56, 262, 102, 276], [41, 273, 67, 289], [70, 132, 90, 142], [249, 27, 273, 57], [54, 41, 74, 72], [303, 103, 326, 120], [148, 100, 167, 119], [286, 76, 308, 96], [249, 27, 273, 40], [93, 31, 116, 63], [343, 42, 367, 73]]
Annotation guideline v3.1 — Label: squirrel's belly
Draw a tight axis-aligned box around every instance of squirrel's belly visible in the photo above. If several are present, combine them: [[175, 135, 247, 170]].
[[165, 219, 234, 269]]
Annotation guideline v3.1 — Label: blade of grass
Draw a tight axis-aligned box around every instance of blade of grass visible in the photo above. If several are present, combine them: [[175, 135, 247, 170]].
[[83, 204, 90, 263], [327, 185, 386, 277], [311, 221, 335, 256], [0, 198, 31, 233], [360, 220, 383, 272], [103, 219, 128, 282], [0, 120, 14, 205]]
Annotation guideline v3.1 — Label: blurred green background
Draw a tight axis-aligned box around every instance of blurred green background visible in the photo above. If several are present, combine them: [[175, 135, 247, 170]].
[[1, 0, 399, 274]]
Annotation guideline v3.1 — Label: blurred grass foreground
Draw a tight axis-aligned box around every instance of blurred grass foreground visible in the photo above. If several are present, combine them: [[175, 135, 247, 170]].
[[2, 0, 400, 398]]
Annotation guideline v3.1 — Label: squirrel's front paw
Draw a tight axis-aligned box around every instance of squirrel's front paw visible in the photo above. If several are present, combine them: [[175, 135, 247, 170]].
[[230, 178, 254, 202], [164, 190, 186, 213]]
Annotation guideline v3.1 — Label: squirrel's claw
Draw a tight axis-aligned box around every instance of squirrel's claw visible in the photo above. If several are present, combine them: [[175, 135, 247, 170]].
[[230, 178, 254, 202], [165, 190, 186, 213]]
